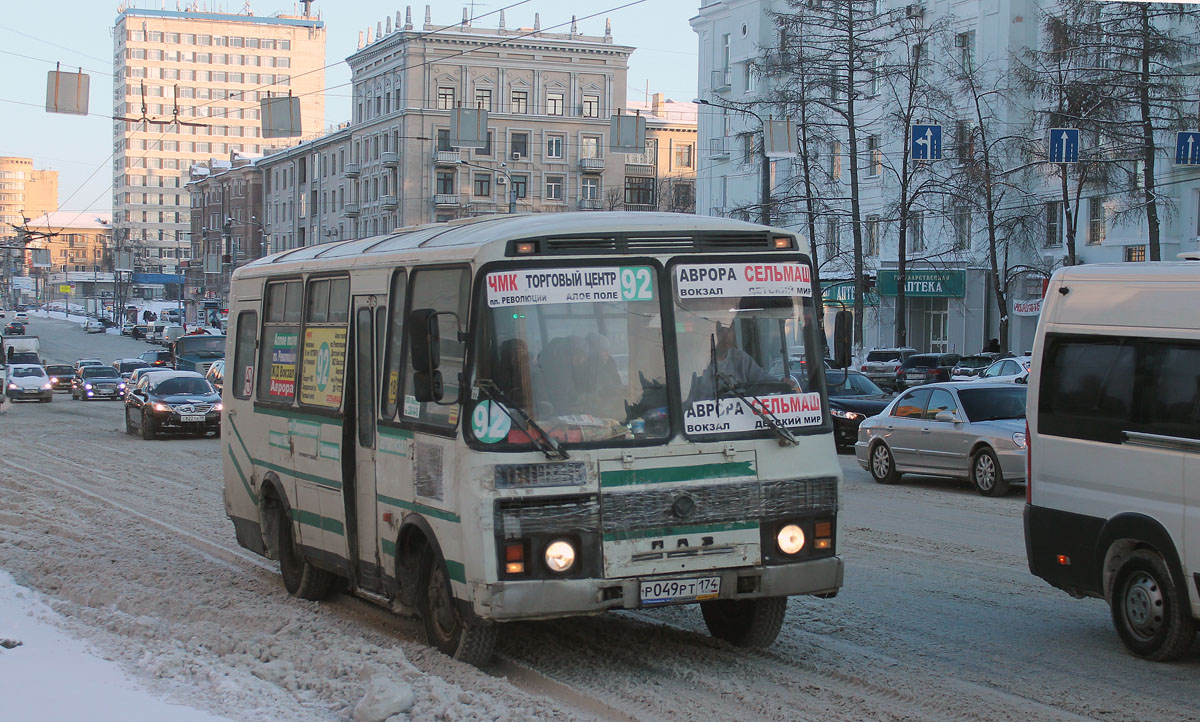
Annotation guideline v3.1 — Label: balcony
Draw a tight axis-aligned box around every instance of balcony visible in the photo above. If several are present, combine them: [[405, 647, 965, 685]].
[[624, 204, 656, 212], [433, 194, 461, 206], [578, 198, 604, 211], [343, 163, 361, 178], [381, 151, 399, 168], [343, 203, 360, 217], [434, 150, 462, 165], [711, 68, 731, 92], [579, 157, 605, 172], [708, 137, 730, 158], [381, 194, 398, 209], [624, 161, 654, 177]]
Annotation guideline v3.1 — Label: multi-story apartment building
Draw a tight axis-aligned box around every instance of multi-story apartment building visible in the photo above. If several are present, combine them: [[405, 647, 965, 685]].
[[0, 157, 58, 231], [112, 4, 325, 275], [692, 0, 1200, 356], [23, 212, 110, 307]]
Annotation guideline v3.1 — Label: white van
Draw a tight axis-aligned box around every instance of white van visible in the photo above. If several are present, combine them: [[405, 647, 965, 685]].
[[1024, 259, 1200, 661]]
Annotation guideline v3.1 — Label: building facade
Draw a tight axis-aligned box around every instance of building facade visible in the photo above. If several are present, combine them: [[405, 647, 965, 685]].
[[22, 212, 110, 308], [0, 157, 58, 232], [112, 4, 325, 274]]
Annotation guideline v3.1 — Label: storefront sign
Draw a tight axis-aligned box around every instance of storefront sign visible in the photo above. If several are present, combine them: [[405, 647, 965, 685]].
[[1013, 297, 1043, 316], [878, 269, 966, 298], [675, 263, 812, 299], [820, 282, 879, 307], [485, 266, 654, 307]]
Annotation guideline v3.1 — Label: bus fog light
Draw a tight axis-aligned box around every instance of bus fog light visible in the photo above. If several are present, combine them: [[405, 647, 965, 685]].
[[544, 540, 576, 573], [777, 524, 805, 555]]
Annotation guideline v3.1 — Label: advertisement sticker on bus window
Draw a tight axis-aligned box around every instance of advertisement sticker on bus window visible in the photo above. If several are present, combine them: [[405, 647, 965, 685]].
[[674, 263, 812, 299], [683, 393, 824, 435], [269, 332, 298, 399], [403, 394, 421, 418], [485, 266, 654, 307], [299, 327, 347, 408], [471, 400, 512, 443]]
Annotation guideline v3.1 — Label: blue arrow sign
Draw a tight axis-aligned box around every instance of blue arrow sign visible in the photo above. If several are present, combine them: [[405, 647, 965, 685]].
[[1048, 128, 1079, 163], [1175, 132, 1200, 165], [911, 124, 942, 161]]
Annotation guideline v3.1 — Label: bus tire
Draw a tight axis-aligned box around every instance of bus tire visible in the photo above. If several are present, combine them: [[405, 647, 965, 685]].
[[1110, 549, 1195, 661], [418, 548, 496, 665], [700, 596, 787, 648], [276, 504, 336, 601]]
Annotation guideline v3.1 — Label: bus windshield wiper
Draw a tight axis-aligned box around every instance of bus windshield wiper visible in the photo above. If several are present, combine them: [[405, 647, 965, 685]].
[[475, 380, 569, 460], [716, 372, 799, 447]]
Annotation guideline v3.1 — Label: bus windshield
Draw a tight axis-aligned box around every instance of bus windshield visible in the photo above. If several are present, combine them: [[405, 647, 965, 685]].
[[473, 265, 668, 447], [673, 261, 825, 438]]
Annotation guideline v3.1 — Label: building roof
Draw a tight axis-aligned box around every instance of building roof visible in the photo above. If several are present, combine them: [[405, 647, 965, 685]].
[[24, 212, 111, 232], [115, 6, 323, 29], [626, 98, 698, 124]]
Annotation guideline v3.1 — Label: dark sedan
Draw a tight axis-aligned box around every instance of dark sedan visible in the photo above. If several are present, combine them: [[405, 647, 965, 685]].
[[44, 364, 76, 392], [4, 322, 25, 335], [826, 370, 891, 450], [71, 365, 126, 400], [124, 370, 222, 439]]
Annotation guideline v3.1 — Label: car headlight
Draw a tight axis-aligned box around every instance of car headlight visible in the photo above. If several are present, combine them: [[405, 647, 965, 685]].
[[41, 383, 52, 390], [84, 383, 92, 390], [6, 383, 17, 390], [118, 382, 126, 390], [777, 524, 806, 555], [49, 377, 57, 384], [1012, 432, 1027, 449], [831, 408, 863, 421], [543, 539, 576, 573], [213, 402, 223, 412], [152, 402, 171, 412]]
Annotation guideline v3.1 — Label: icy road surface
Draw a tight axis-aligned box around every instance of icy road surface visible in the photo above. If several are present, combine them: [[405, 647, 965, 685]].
[[1, 315, 1197, 721]]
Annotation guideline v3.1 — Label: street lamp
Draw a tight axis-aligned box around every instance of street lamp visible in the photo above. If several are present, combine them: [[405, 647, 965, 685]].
[[694, 97, 772, 226], [459, 159, 517, 214]]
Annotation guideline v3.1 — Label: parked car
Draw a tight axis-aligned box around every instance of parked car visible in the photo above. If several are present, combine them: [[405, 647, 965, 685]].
[[4, 322, 25, 335], [826, 369, 891, 450], [113, 358, 151, 380], [71, 365, 126, 400], [205, 359, 225, 395], [124, 370, 222, 439], [84, 318, 105, 333], [44, 364, 76, 392], [975, 355, 1032, 384], [855, 382, 1028, 496], [5, 364, 53, 402], [896, 353, 961, 389], [859, 347, 917, 390], [138, 350, 173, 367], [950, 353, 1001, 380]]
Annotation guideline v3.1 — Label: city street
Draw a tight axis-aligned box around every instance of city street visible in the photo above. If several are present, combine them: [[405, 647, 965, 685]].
[[1, 316, 1198, 721]]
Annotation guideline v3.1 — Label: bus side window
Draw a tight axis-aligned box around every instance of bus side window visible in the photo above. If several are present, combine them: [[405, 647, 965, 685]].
[[402, 267, 469, 428], [232, 310, 258, 399], [380, 270, 407, 421], [257, 280, 301, 404]]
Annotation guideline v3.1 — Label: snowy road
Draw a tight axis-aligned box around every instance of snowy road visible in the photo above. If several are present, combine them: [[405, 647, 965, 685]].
[[1, 316, 1197, 721]]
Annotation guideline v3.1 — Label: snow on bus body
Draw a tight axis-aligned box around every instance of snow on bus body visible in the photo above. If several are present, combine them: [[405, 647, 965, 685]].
[[220, 212, 843, 665]]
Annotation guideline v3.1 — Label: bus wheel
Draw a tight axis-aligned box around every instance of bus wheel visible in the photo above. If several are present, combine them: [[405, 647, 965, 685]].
[[1110, 549, 1195, 661], [418, 549, 496, 665], [276, 504, 336, 601], [700, 596, 787, 648]]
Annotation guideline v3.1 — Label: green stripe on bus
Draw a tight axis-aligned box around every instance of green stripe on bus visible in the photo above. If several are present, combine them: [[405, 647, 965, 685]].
[[602, 521, 758, 542], [227, 445, 258, 506], [257, 458, 341, 490], [381, 537, 396, 557], [376, 493, 461, 523], [378, 426, 414, 440], [290, 508, 345, 536], [600, 461, 755, 488], [227, 415, 253, 462], [446, 559, 466, 583], [253, 405, 344, 427]]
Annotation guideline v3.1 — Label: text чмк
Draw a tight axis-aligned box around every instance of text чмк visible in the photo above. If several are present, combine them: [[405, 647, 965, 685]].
[[487, 270, 618, 293]]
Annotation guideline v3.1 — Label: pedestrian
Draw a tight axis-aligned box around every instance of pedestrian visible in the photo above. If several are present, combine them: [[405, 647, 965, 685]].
[[983, 338, 1000, 353]]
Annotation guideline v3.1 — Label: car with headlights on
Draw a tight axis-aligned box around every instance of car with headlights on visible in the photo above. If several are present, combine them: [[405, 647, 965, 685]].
[[44, 364, 75, 392], [855, 381, 1028, 496], [825, 369, 890, 450], [71, 365, 126, 400], [5, 364, 53, 402], [124, 370, 221, 439]]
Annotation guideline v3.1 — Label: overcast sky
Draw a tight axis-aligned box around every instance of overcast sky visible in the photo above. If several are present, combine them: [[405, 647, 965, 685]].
[[0, 0, 700, 220]]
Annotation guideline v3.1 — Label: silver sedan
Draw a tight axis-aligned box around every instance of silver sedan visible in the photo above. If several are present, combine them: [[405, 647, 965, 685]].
[[854, 381, 1028, 496]]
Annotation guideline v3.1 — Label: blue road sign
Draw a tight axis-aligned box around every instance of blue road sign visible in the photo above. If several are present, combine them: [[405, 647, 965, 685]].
[[1048, 128, 1079, 163], [1175, 132, 1200, 165], [911, 124, 942, 161]]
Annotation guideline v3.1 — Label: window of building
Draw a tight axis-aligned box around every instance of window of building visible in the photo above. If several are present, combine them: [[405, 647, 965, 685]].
[[437, 86, 455, 110], [545, 175, 564, 201], [866, 214, 881, 255], [512, 174, 528, 199], [868, 136, 882, 177], [1088, 197, 1107, 245], [825, 217, 840, 256], [474, 130, 493, 157], [830, 140, 842, 180], [437, 128, 452, 152], [744, 62, 757, 93], [582, 176, 600, 200], [909, 211, 924, 251], [956, 30, 976, 73], [1124, 245, 1146, 262], [673, 143, 694, 169], [546, 91, 564, 116], [436, 170, 455, 195], [582, 94, 600, 118], [475, 87, 492, 111], [581, 135, 601, 159], [625, 176, 655, 207], [473, 173, 491, 197], [510, 90, 528, 114], [954, 207, 972, 250], [673, 182, 694, 210], [1045, 201, 1062, 247], [510, 132, 529, 159], [546, 134, 564, 159]]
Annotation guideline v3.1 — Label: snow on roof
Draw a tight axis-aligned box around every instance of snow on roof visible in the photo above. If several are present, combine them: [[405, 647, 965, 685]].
[[626, 98, 698, 124], [23, 211, 111, 231]]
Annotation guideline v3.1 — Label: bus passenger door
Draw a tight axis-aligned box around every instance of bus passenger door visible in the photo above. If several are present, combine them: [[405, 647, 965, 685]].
[[345, 297, 382, 592]]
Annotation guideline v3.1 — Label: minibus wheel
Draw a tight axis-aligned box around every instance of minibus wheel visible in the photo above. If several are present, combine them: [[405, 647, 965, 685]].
[[700, 596, 787, 647], [276, 504, 336, 601], [418, 549, 496, 665], [1110, 549, 1196, 661]]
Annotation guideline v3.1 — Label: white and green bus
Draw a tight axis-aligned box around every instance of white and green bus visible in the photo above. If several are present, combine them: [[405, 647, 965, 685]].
[[222, 212, 844, 664]]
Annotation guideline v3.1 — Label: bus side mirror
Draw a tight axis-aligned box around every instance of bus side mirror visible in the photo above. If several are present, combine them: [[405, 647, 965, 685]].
[[409, 308, 444, 403], [833, 310, 852, 369]]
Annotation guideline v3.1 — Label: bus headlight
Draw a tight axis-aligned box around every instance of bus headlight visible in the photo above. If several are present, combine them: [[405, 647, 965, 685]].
[[543, 539, 576, 573], [777, 524, 806, 555]]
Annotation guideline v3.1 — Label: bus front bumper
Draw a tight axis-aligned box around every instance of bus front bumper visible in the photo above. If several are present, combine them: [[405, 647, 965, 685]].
[[469, 556, 843, 622]]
